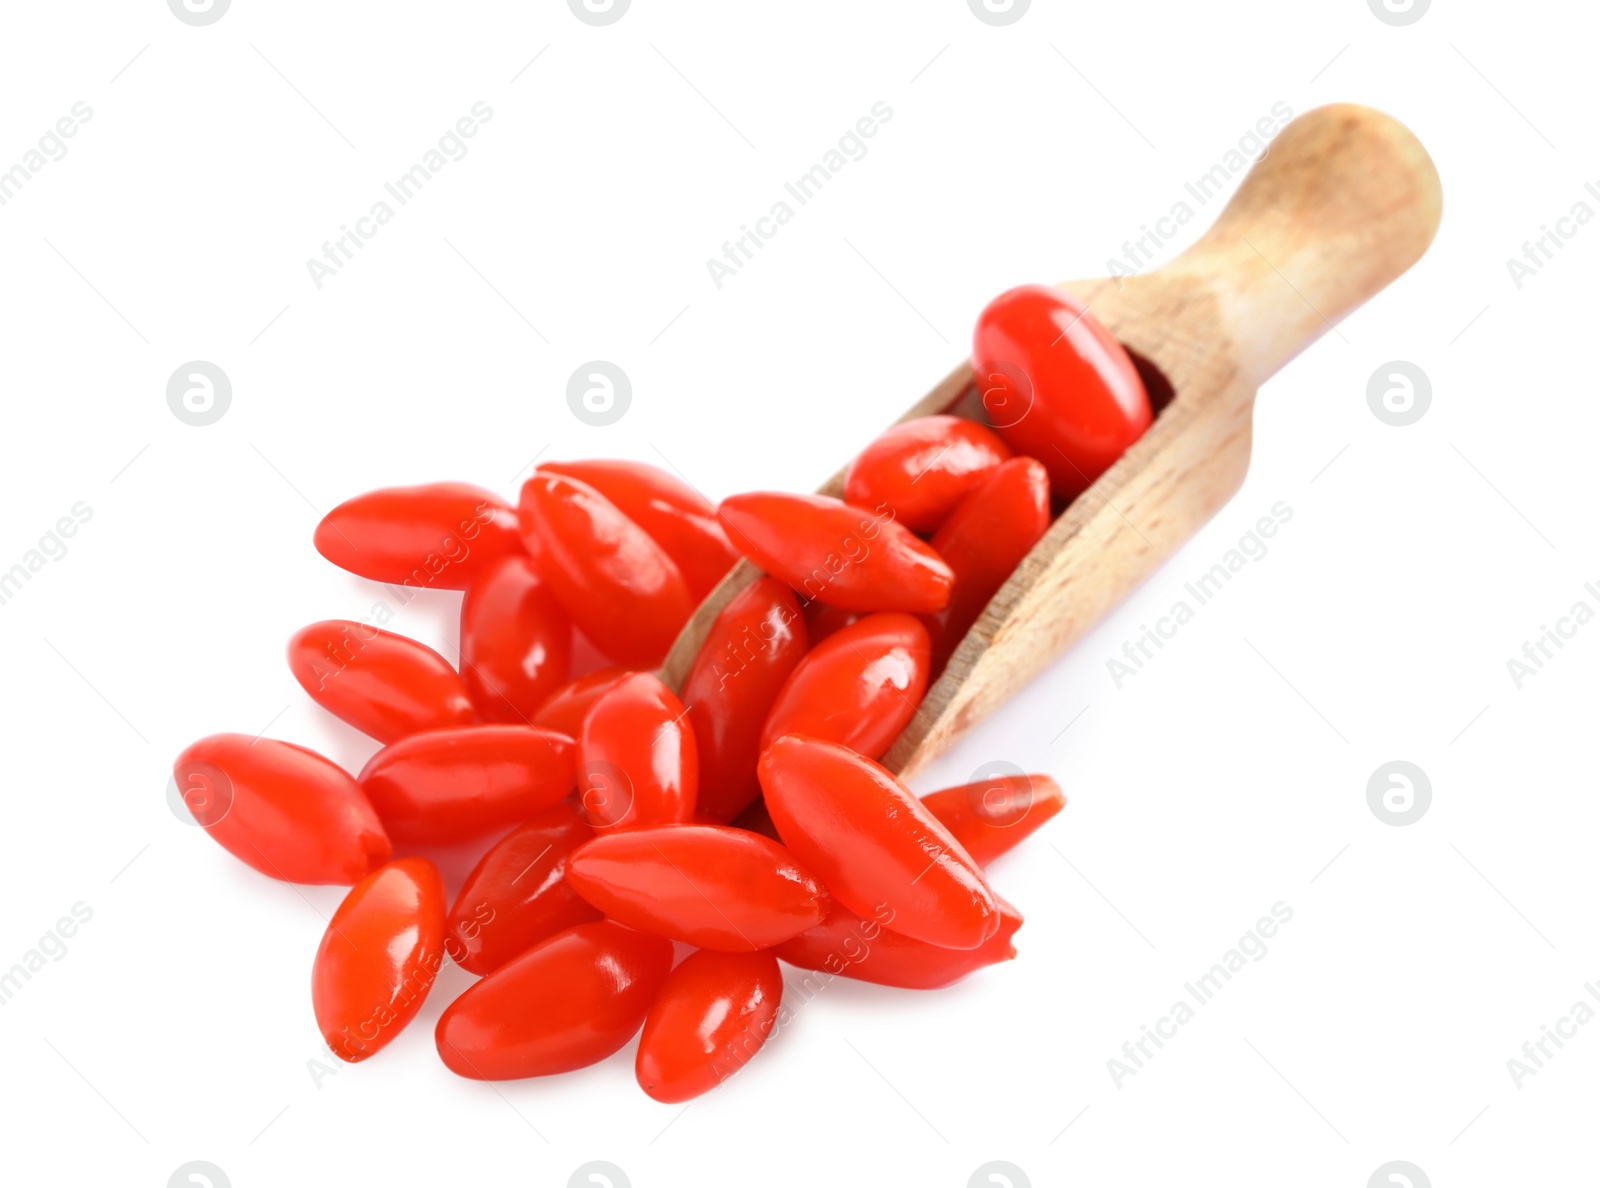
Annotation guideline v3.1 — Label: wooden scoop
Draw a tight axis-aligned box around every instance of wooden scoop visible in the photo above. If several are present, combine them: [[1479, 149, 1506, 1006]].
[[660, 103, 1443, 779]]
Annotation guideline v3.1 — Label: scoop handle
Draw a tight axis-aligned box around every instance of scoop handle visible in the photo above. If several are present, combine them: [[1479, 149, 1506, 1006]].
[[1168, 103, 1443, 387]]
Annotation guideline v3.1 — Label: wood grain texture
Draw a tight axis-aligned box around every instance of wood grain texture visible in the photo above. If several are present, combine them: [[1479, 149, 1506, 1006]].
[[660, 104, 1443, 778]]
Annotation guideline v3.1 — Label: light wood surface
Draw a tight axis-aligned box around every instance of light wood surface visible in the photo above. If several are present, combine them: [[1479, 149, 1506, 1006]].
[[660, 104, 1443, 778]]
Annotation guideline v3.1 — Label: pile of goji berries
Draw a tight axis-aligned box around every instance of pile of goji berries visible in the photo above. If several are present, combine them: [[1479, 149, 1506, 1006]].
[[172, 284, 1152, 1101]]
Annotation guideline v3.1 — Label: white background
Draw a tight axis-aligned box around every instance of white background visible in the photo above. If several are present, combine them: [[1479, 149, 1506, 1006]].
[[1, 1, 1595, 1185]]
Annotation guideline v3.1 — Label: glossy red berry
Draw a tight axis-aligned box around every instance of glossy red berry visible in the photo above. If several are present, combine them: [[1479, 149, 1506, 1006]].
[[566, 824, 829, 951], [444, 804, 601, 976], [459, 554, 572, 723], [920, 457, 1052, 672], [540, 459, 739, 600], [636, 951, 783, 1102], [173, 733, 390, 884], [758, 735, 997, 950], [314, 483, 523, 591], [681, 578, 809, 822], [921, 773, 1065, 867], [844, 415, 1012, 533], [313, 857, 447, 1062], [356, 725, 576, 846], [760, 612, 930, 761], [717, 492, 953, 614], [529, 667, 632, 737], [287, 620, 474, 745], [435, 921, 673, 1080], [972, 284, 1152, 499], [577, 672, 696, 830], [776, 895, 1023, 989], [518, 471, 693, 667]]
